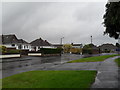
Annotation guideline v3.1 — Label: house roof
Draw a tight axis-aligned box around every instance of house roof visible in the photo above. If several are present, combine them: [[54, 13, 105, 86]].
[[18, 39, 29, 44], [0, 34, 29, 44], [99, 44, 117, 49], [71, 43, 82, 46], [1, 34, 19, 44], [53, 44, 63, 47], [83, 44, 99, 50], [30, 38, 51, 46]]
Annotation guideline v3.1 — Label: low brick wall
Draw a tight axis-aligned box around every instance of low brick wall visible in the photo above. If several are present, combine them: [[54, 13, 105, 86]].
[[28, 53, 42, 56], [0, 54, 21, 59]]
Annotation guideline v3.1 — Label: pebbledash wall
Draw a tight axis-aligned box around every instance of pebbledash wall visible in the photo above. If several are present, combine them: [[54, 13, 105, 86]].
[[3, 44, 32, 51]]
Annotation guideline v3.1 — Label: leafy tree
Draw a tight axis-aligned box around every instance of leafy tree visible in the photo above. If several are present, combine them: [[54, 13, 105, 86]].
[[0, 45, 7, 54], [103, 1, 120, 39], [116, 43, 120, 47], [70, 48, 82, 54], [82, 44, 93, 54], [63, 44, 72, 53]]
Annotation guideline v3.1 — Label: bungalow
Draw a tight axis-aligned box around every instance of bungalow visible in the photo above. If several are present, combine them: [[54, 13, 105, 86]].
[[30, 38, 56, 51], [82, 44, 100, 54], [71, 43, 83, 48], [99, 43, 117, 53], [0, 34, 32, 51], [70, 43, 83, 54]]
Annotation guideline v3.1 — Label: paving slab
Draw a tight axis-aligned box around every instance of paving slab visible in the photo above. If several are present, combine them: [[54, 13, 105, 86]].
[[91, 56, 120, 89]]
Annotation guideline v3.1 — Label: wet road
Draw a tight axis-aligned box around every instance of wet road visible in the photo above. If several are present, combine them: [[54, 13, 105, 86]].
[[1, 54, 83, 78], [1, 53, 117, 78]]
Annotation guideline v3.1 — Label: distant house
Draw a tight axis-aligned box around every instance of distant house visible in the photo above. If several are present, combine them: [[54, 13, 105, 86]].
[[53, 44, 63, 48], [99, 44, 117, 53], [71, 43, 83, 48], [70, 43, 83, 54], [30, 38, 56, 51], [82, 44, 100, 54], [0, 34, 31, 51]]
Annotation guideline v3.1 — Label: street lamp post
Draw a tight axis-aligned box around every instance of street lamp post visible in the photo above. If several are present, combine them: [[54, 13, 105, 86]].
[[91, 35, 92, 44], [60, 37, 64, 45]]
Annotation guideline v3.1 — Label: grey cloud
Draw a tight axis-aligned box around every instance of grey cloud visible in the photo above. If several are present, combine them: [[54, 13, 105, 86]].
[[2, 2, 117, 45]]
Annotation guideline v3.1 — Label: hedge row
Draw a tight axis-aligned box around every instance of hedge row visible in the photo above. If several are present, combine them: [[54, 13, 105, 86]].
[[40, 48, 62, 54], [3, 49, 20, 55]]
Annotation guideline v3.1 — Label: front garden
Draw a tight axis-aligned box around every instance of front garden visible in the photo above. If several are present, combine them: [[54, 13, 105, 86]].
[[68, 54, 117, 63], [2, 70, 97, 88], [115, 58, 120, 67]]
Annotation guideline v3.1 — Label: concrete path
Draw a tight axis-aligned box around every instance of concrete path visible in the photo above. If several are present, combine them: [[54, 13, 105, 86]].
[[91, 56, 120, 88]]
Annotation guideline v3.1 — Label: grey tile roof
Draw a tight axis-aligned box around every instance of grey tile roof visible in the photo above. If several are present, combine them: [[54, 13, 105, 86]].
[[1, 34, 19, 44], [99, 44, 117, 49], [18, 39, 29, 44], [30, 38, 51, 46], [0, 34, 29, 44]]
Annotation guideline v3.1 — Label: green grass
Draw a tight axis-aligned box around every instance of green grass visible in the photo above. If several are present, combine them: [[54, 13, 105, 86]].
[[115, 58, 120, 67], [0, 79, 2, 89], [2, 70, 97, 88], [68, 54, 117, 63]]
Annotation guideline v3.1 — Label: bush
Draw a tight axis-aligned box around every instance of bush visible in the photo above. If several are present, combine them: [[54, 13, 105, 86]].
[[5, 49, 20, 54], [82, 48, 92, 54], [0, 45, 7, 54], [40, 48, 62, 54]]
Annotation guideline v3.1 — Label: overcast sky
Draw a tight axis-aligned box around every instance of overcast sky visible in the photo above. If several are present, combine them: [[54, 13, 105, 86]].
[[2, 1, 117, 46]]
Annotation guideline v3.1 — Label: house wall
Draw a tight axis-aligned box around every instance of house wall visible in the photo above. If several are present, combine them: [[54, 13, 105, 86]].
[[3, 44, 18, 49], [31, 46, 57, 51], [21, 44, 31, 51], [3, 44, 32, 51], [42, 46, 56, 48], [72, 46, 80, 48]]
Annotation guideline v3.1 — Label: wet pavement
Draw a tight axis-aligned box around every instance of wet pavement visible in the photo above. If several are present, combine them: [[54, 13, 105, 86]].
[[91, 56, 120, 89]]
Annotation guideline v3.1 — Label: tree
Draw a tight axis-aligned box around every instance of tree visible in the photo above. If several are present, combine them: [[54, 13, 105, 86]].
[[63, 44, 72, 53], [103, 1, 120, 39], [116, 43, 120, 47], [0, 45, 7, 54], [82, 44, 93, 54]]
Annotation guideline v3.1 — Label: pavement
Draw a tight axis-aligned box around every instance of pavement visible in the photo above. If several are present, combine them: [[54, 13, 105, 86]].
[[91, 56, 120, 89]]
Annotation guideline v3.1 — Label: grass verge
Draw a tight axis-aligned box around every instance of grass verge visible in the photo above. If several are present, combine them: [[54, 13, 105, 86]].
[[0, 79, 2, 89], [2, 70, 97, 88], [68, 54, 117, 63], [115, 58, 120, 67]]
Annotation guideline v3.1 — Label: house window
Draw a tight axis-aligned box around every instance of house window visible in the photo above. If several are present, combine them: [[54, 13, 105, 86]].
[[12, 44, 15, 46], [26, 45, 28, 48], [18, 44, 22, 49]]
